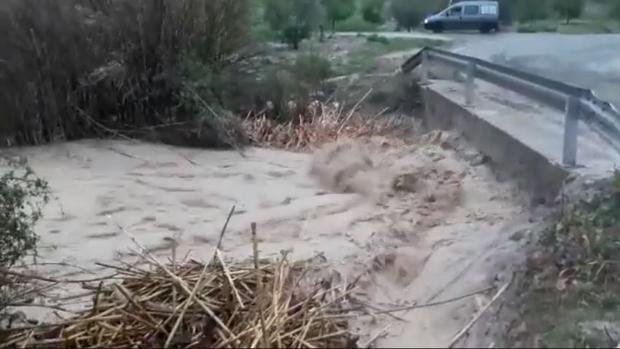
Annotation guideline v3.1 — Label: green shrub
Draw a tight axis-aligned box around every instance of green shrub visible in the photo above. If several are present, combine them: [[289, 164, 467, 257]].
[[264, 0, 324, 49], [257, 52, 332, 121], [324, 0, 356, 32], [516, 25, 536, 33], [252, 0, 279, 41], [497, 0, 517, 24], [334, 14, 381, 32], [517, 21, 558, 32], [515, 0, 549, 22], [390, 0, 433, 31], [283, 24, 313, 50], [553, 0, 584, 24], [549, 189, 620, 285], [0, 163, 50, 269], [292, 53, 333, 88], [362, 0, 385, 24], [366, 34, 390, 45], [557, 20, 615, 34], [612, 1, 620, 20]]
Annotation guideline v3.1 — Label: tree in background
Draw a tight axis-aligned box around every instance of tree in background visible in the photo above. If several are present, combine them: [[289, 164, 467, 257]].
[[264, 0, 293, 35], [390, 0, 432, 32], [497, 0, 515, 24], [323, 0, 356, 32], [264, 0, 324, 49], [361, 0, 385, 25], [553, 0, 584, 24], [515, 0, 549, 22], [609, 0, 620, 19]]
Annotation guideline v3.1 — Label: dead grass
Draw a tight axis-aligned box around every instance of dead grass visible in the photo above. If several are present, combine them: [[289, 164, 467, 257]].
[[242, 97, 412, 151], [507, 178, 620, 347], [0, 0, 250, 147], [0, 229, 358, 348]]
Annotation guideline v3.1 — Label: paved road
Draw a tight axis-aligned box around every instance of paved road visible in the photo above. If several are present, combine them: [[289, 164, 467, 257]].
[[449, 33, 620, 108], [338, 31, 620, 108]]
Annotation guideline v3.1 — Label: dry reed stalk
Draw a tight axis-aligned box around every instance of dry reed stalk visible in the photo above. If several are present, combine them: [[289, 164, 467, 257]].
[[447, 282, 510, 348], [164, 263, 208, 348], [242, 100, 398, 151], [215, 249, 245, 309], [1, 229, 358, 348], [251, 222, 269, 348]]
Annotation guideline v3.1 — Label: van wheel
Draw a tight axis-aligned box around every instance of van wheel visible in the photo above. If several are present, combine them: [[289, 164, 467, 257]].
[[432, 23, 444, 33], [479, 24, 491, 34]]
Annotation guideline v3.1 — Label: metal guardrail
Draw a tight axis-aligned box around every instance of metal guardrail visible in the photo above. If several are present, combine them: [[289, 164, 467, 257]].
[[401, 47, 620, 167]]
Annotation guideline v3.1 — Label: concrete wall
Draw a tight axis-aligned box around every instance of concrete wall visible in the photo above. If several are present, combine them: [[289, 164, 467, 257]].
[[423, 87, 570, 205]]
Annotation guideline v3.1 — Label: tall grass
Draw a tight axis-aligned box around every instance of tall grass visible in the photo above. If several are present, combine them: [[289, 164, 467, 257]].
[[0, 0, 251, 148]]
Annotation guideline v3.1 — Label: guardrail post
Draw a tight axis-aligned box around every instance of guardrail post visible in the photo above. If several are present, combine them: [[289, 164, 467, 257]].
[[465, 61, 476, 105], [420, 50, 429, 84], [562, 96, 580, 167]]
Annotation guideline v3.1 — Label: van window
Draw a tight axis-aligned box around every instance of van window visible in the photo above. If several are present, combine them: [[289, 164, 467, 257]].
[[449, 6, 462, 16], [463, 5, 479, 16], [480, 5, 498, 15]]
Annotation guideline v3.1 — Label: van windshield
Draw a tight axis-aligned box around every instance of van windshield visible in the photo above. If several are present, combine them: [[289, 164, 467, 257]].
[[441, 5, 462, 16]]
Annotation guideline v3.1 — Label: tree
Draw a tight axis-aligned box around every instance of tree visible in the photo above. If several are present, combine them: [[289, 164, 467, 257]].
[[264, 0, 324, 49], [362, 0, 385, 24], [323, 0, 356, 32], [516, 0, 549, 22], [553, 0, 584, 24], [390, 0, 431, 32], [497, 0, 518, 24], [609, 0, 620, 20], [264, 0, 293, 33]]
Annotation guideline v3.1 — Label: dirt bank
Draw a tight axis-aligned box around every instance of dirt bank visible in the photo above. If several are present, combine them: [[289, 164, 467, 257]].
[[6, 130, 534, 347]]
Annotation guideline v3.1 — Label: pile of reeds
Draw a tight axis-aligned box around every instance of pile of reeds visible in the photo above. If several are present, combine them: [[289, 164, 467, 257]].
[[0, 233, 357, 348], [242, 94, 405, 150]]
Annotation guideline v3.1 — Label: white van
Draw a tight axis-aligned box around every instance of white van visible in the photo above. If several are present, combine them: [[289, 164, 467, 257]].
[[423, 1, 500, 33]]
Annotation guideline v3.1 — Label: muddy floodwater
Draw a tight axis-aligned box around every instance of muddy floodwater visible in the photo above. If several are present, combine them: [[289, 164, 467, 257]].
[[8, 134, 535, 347]]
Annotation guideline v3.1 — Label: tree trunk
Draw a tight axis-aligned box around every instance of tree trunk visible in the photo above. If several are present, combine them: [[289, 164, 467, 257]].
[[332, 19, 336, 33]]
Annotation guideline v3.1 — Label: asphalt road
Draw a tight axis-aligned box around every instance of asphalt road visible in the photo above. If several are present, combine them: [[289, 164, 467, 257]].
[[449, 33, 620, 108], [337, 31, 620, 108]]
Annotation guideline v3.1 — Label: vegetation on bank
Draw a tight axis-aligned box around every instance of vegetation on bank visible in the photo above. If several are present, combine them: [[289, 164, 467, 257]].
[[328, 0, 620, 34], [0, 158, 50, 313], [325, 0, 387, 32], [1, 0, 457, 151], [332, 36, 447, 76], [517, 18, 620, 33], [511, 0, 620, 33], [0, 0, 252, 148], [512, 177, 620, 347], [1, 0, 613, 150]]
